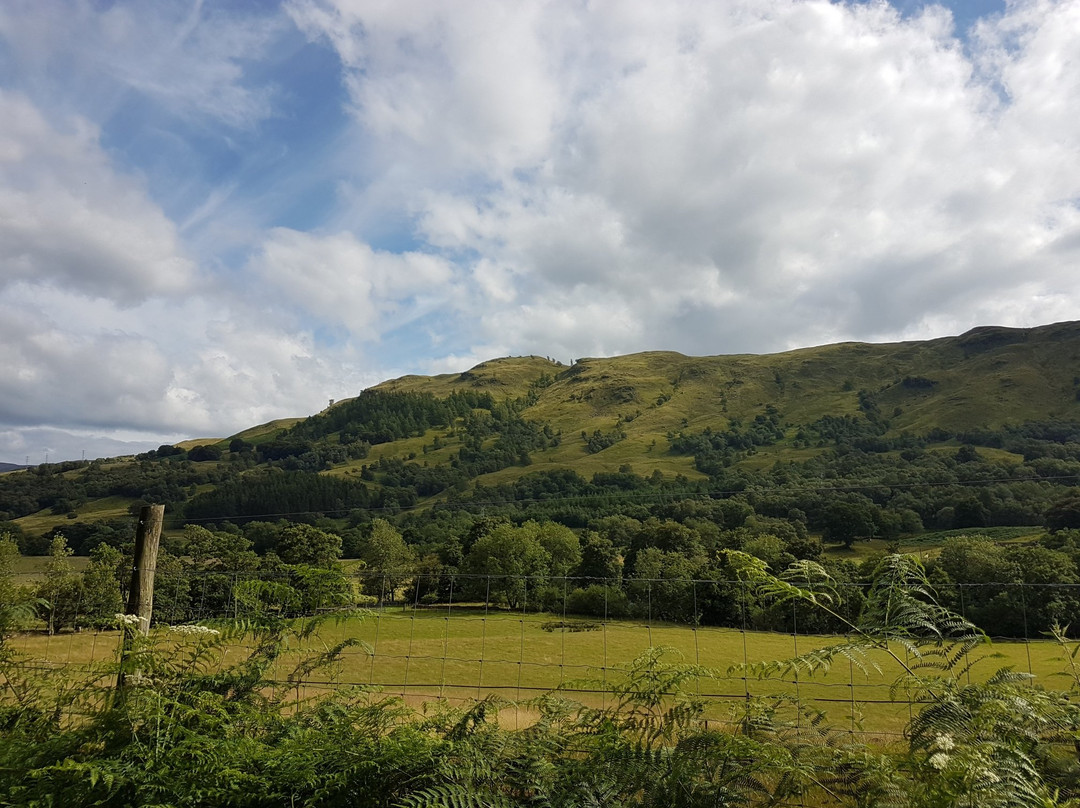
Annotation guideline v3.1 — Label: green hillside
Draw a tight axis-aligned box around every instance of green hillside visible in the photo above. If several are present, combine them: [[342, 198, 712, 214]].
[[4, 321, 1080, 552], [361, 321, 1080, 482], [379, 322, 1080, 435]]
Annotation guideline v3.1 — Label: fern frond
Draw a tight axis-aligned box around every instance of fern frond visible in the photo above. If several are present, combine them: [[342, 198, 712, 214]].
[[726, 551, 840, 608], [397, 784, 516, 808], [733, 637, 879, 680], [286, 637, 367, 684]]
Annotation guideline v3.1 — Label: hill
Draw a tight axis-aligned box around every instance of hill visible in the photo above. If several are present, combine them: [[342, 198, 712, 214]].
[[361, 321, 1080, 482], [378, 322, 1080, 434], [4, 321, 1080, 552]]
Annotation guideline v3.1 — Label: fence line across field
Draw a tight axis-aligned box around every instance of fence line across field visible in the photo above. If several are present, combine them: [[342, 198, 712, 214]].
[[7, 563, 1079, 745]]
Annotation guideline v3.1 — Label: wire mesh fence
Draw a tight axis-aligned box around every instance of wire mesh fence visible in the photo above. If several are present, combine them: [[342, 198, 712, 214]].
[[6, 567, 1079, 745]]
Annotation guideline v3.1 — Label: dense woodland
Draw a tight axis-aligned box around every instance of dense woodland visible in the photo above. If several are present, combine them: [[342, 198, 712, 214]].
[[4, 406, 1080, 638]]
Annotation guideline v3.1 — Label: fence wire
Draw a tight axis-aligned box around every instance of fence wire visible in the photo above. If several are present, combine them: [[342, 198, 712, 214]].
[[4, 570, 1079, 746]]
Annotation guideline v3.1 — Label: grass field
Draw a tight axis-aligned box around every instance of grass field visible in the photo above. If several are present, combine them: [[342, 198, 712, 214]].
[[10, 555, 90, 579], [9, 607, 1071, 743]]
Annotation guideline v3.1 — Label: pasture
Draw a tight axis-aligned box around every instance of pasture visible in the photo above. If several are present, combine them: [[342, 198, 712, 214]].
[[8, 607, 1070, 742]]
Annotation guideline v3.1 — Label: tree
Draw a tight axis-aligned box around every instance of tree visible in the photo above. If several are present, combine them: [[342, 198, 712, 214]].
[[590, 515, 641, 551], [180, 525, 260, 618], [954, 444, 981, 463], [532, 521, 581, 579], [79, 543, 124, 629], [577, 530, 622, 582], [0, 532, 36, 643], [936, 535, 1011, 587], [952, 497, 990, 529], [1046, 492, 1080, 531], [187, 444, 223, 462], [276, 524, 342, 567], [241, 520, 284, 554], [741, 533, 787, 570], [362, 519, 415, 603], [626, 548, 700, 622], [465, 522, 550, 609], [632, 517, 704, 557], [819, 500, 876, 547], [151, 550, 191, 625], [288, 564, 353, 613], [182, 525, 260, 572], [36, 534, 82, 635]]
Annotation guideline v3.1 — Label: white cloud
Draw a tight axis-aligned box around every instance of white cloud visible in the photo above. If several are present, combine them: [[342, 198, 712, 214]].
[[296, 0, 1080, 357], [251, 228, 456, 338], [0, 282, 382, 450], [5, 0, 1080, 462], [288, 0, 564, 178], [0, 91, 196, 302], [0, 0, 280, 130], [168, 309, 385, 431], [420, 347, 511, 376], [0, 301, 175, 431]]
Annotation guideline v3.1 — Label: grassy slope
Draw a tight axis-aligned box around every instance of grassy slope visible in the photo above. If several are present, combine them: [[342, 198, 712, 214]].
[[364, 321, 1080, 484], [229, 418, 306, 445]]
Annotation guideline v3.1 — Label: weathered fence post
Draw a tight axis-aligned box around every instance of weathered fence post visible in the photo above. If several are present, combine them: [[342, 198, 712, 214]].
[[126, 504, 164, 636], [116, 504, 164, 697]]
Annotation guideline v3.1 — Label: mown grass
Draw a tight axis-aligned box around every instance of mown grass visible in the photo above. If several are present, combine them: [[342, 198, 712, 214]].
[[229, 417, 305, 446], [819, 526, 1046, 562], [375, 356, 567, 400], [908, 525, 1045, 545], [9, 555, 89, 579]]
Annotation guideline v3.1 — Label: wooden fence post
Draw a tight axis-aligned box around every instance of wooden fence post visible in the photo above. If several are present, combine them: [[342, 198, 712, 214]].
[[126, 504, 164, 636], [116, 504, 164, 698]]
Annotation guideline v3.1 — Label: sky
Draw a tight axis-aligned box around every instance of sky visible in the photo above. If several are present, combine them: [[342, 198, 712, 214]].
[[1, 0, 1078, 465]]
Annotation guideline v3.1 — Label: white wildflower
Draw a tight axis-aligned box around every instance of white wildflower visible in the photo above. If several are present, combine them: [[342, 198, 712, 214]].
[[127, 670, 152, 688], [169, 624, 221, 637], [929, 752, 950, 771], [933, 734, 956, 752], [114, 613, 141, 628]]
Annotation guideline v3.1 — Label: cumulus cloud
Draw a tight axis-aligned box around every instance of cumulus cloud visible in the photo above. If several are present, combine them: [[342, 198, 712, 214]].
[[0, 283, 380, 444], [288, 0, 564, 178], [251, 228, 457, 338], [4, 0, 1080, 463], [0, 91, 196, 302], [296, 0, 1080, 356], [0, 300, 175, 431]]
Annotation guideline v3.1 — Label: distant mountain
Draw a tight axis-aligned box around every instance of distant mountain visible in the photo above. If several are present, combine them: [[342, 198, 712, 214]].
[[0, 462, 28, 473]]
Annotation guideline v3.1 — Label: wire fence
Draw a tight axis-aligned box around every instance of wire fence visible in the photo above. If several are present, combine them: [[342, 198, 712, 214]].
[[5, 569, 1079, 743]]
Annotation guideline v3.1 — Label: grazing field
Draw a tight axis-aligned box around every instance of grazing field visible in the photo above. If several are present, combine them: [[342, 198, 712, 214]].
[[9, 607, 1068, 742]]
